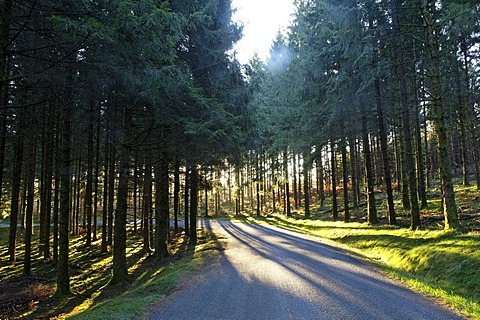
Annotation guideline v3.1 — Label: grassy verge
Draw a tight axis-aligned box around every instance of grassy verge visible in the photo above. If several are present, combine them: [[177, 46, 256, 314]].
[[0, 227, 224, 319], [247, 214, 479, 319]]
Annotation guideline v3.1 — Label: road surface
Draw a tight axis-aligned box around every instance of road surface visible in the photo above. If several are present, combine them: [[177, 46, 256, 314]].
[[148, 220, 464, 320]]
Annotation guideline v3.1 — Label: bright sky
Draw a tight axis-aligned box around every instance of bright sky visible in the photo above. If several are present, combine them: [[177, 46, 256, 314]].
[[231, 0, 295, 64]]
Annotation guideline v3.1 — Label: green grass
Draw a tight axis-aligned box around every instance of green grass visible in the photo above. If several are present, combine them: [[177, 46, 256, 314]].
[[67, 259, 196, 320], [0, 225, 223, 319], [249, 214, 479, 319], [66, 231, 223, 320]]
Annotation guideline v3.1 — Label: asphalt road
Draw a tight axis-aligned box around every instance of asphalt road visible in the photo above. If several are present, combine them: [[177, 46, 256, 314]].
[[148, 220, 464, 320]]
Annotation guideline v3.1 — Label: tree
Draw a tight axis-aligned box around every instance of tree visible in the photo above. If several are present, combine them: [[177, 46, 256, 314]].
[[421, 0, 459, 230]]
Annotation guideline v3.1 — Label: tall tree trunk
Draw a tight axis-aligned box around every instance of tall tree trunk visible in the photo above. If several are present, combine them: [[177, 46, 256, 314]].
[[85, 101, 94, 247], [0, 81, 7, 212], [42, 103, 54, 258], [101, 125, 109, 253], [256, 153, 261, 216], [8, 108, 25, 262], [348, 136, 358, 211], [154, 152, 169, 259], [56, 68, 74, 297], [360, 104, 378, 224], [24, 118, 36, 276], [52, 125, 60, 265], [374, 79, 396, 224], [292, 153, 298, 209], [107, 132, 115, 247], [392, 0, 420, 229], [461, 38, 480, 189], [184, 167, 190, 236], [93, 111, 101, 241], [421, 0, 459, 230], [111, 107, 131, 284], [143, 151, 152, 253], [303, 150, 310, 218], [235, 164, 241, 215], [173, 160, 180, 234], [0, 0, 12, 212], [189, 165, 198, 244], [283, 150, 291, 217], [413, 83, 428, 209], [271, 156, 276, 213], [341, 138, 350, 222], [331, 140, 338, 221]]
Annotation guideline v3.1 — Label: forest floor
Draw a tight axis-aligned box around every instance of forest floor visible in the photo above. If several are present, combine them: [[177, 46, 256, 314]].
[[0, 182, 479, 319], [0, 228, 225, 319]]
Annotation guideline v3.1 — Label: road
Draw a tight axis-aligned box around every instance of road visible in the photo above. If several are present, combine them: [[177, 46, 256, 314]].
[[148, 220, 464, 320]]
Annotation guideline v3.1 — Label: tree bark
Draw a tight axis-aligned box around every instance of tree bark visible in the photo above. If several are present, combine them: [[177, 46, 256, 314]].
[[184, 167, 190, 236], [374, 78, 396, 224], [303, 150, 310, 218], [360, 104, 378, 224], [189, 165, 198, 244], [8, 107, 25, 262], [341, 137, 350, 222], [111, 107, 131, 284], [154, 152, 169, 259], [23, 118, 36, 277], [392, 0, 420, 229], [330, 140, 338, 221], [421, 0, 459, 230], [173, 160, 180, 233], [56, 68, 74, 297], [348, 136, 358, 211], [85, 101, 94, 247], [283, 150, 291, 217], [143, 151, 152, 253], [101, 123, 109, 253]]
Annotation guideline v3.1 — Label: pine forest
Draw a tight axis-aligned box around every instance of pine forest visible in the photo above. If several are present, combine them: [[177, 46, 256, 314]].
[[0, 0, 479, 318]]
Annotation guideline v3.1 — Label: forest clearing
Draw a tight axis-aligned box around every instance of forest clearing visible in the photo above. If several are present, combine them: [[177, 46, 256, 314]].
[[1, 0, 480, 319]]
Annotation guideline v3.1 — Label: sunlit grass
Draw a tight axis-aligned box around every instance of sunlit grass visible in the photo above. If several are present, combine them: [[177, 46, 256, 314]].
[[0, 223, 223, 319], [67, 247, 213, 320]]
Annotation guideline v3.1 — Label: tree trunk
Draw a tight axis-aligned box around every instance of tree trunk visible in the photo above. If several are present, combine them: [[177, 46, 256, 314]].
[[23, 120, 36, 277], [100, 125, 109, 253], [331, 140, 338, 221], [173, 160, 180, 233], [56, 68, 74, 297], [341, 138, 350, 222], [348, 136, 358, 211], [303, 150, 310, 218], [360, 104, 378, 224], [93, 111, 101, 241], [292, 153, 298, 209], [283, 150, 291, 217], [8, 108, 25, 262], [461, 38, 480, 189], [111, 107, 131, 284], [413, 79, 428, 209], [421, 0, 459, 230], [143, 151, 152, 253], [189, 165, 198, 244], [0, 0, 11, 211], [374, 78, 396, 224], [85, 101, 94, 247], [52, 127, 60, 265], [42, 104, 54, 259], [184, 167, 190, 236], [392, 0, 420, 229], [154, 152, 169, 259], [107, 132, 115, 247]]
